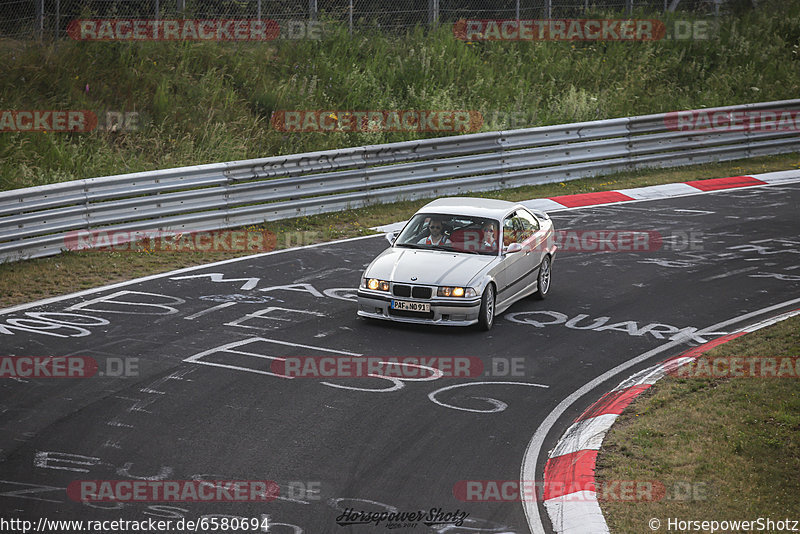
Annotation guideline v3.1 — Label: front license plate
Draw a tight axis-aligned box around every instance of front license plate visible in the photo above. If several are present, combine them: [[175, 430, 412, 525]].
[[392, 300, 430, 312]]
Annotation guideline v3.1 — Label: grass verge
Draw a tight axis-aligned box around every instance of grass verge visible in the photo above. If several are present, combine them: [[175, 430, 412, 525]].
[[1, 152, 798, 309], [597, 315, 800, 532]]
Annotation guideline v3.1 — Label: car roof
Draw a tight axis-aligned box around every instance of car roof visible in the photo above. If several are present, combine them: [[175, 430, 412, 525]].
[[416, 197, 525, 220]]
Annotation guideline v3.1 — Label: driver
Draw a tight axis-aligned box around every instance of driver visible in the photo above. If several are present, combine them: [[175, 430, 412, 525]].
[[418, 218, 451, 246]]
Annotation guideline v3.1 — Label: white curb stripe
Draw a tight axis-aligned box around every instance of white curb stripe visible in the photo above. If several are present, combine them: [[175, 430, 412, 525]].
[[373, 170, 800, 234], [547, 414, 619, 459], [616, 182, 700, 200], [522, 198, 569, 212], [544, 492, 609, 534], [541, 307, 800, 533], [611, 356, 695, 392], [753, 170, 800, 184]]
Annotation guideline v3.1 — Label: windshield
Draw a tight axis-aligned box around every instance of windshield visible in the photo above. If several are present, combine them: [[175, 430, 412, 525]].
[[395, 213, 500, 256]]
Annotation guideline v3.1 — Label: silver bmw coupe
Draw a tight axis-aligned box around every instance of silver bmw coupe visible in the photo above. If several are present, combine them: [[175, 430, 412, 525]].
[[357, 197, 557, 330]]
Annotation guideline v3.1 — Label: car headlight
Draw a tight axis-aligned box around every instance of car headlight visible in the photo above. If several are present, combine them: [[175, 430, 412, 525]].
[[364, 278, 390, 292], [437, 286, 477, 298]]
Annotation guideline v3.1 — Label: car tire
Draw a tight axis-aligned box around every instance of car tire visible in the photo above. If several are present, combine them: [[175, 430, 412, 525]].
[[533, 255, 552, 300], [478, 283, 495, 331]]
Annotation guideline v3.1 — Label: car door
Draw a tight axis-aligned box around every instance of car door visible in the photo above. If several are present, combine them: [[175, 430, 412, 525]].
[[495, 211, 534, 305], [516, 208, 545, 288]]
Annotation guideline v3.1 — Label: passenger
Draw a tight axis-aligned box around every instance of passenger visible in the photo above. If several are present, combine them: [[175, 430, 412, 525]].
[[481, 222, 498, 251]]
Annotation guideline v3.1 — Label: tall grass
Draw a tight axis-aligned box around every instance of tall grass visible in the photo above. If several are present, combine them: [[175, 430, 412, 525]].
[[1, 0, 799, 190]]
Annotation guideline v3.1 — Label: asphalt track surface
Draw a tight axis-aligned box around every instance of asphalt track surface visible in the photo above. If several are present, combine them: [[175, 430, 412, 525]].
[[1, 182, 799, 534]]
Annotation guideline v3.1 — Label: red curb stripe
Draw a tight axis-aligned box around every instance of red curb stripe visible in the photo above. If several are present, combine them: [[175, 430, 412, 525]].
[[684, 176, 765, 191], [664, 332, 747, 363], [542, 317, 782, 527], [547, 191, 635, 208], [543, 449, 598, 500], [575, 384, 651, 422]]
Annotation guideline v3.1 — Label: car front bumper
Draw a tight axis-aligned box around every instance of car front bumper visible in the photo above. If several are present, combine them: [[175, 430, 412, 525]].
[[356, 290, 482, 327]]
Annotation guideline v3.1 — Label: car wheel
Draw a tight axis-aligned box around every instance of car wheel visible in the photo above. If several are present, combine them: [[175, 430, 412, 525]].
[[533, 255, 552, 300], [478, 283, 495, 331]]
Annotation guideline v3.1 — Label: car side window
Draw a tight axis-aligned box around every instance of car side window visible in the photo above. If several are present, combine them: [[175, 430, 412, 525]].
[[502, 214, 517, 246], [502, 210, 540, 247], [516, 209, 540, 239]]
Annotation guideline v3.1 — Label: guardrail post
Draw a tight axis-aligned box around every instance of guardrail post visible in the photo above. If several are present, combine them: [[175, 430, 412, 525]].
[[625, 116, 634, 173], [497, 131, 507, 189], [35, 0, 43, 41], [744, 110, 753, 160], [55, 0, 60, 40], [309, 0, 317, 21], [428, 0, 438, 27]]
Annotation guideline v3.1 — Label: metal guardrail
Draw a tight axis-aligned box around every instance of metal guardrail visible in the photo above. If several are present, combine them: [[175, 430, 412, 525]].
[[2, 99, 799, 262]]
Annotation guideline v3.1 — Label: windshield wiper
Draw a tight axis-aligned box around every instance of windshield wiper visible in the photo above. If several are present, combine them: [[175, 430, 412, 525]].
[[416, 244, 483, 254], [428, 245, 462, 252], [397, 243, 480, 254]]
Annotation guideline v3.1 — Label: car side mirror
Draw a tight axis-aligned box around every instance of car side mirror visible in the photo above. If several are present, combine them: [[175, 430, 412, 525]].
[[504, 243, 523, 254], [386, 231, 399, 245]]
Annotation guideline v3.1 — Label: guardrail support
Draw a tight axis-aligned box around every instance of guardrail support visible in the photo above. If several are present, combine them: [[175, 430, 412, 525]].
[[309, 0, 318, 21], [35, 0, 43, 41], [428, 0, 439, 27]]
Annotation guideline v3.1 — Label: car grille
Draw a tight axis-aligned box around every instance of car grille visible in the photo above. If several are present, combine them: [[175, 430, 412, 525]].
[[412, 286, 432, 299], [392, 284, 432, 299], [393, 284, 411, 297]]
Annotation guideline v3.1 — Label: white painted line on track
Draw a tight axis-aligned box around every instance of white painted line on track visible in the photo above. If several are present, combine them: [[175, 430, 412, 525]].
[[427, 381, 549, 413], [521, 296, 800, 534], [0, 234, 381, 316], [700, 266, 761, 282], [740, 307, 800, 332]]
